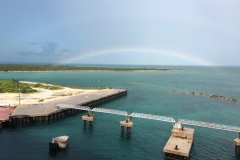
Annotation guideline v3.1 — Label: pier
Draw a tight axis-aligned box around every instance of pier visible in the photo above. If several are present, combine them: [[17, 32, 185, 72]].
[[1, 88, 240, 158], [234, 134, 240, 154], [7, 89, 127, 126], [49, 135, 69, 151], [163, 123, 194, 160]]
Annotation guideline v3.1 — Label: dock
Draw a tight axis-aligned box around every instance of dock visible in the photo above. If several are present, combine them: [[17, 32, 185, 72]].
[[0, 106, 15, 127], [7, 89, 127, 126], [163, 123, 194, 160], [49, 135, 69, 151]]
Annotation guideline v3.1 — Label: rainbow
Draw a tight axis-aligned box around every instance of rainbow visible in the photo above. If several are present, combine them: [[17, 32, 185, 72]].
[[58, 47, 215, 66]]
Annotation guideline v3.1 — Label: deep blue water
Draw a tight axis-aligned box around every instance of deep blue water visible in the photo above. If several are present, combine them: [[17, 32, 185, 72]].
[[0, 66, 240, 160]]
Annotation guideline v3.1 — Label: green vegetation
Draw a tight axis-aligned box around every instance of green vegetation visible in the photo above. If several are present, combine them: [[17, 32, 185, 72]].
[[0, 79, 37, 93], [38, 99, 44, 102], [29, 83, 62, 90], [0, 79, 111, 93], [0, 64, 176, 72]]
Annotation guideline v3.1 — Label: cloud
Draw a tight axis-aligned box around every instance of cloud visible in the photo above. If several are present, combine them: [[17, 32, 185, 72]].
[[29, 42, 38, 45], [18, 51, 36, 56], [61, 49, 70, 53], [19, 42, 58, 56]]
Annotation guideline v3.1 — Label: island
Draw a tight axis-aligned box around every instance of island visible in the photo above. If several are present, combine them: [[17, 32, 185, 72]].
[[0, 64, 180, 72]]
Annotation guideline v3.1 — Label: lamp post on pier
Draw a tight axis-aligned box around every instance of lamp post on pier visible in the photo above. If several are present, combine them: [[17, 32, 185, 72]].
[[18, 84, 26, 105], [98, 80, 99, 90], [18, 86, 20, 105]]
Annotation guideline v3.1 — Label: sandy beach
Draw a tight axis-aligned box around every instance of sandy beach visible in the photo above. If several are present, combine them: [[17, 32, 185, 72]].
[[0, 81, 98, 106]]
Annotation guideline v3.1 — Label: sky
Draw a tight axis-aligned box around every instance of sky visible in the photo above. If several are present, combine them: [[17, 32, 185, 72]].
[[0, 0, 240, 66]]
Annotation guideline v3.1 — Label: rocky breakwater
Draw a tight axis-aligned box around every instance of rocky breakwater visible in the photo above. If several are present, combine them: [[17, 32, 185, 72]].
[[173, 91, 240, 103]]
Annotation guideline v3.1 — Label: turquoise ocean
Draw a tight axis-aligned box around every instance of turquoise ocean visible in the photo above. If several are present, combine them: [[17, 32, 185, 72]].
[[0, 65, 240, 160]]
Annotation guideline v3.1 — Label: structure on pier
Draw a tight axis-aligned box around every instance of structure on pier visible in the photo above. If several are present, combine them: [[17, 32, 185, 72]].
[[178, 119, 240, 156], [120, 115, 133, 134], [163, 123, 194, 160], [55, 104, 240, 157], [49, 135, 69, 151], [234, 134, 240, 154], [82, 110, 94, 127]]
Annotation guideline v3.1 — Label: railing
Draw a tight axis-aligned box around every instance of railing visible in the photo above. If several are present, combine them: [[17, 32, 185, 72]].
[[130, 112, 175, 123], [178, 119, 240, 132], [55, 104, 90, 111], [92, 108, 128, 116], [56, 103, 240, 132]]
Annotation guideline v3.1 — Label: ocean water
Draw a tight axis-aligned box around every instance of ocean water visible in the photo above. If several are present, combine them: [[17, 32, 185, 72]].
[[0, 66, 240, 160]]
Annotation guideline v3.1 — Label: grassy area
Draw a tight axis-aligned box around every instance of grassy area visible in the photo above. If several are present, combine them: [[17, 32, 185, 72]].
[[0, 79, 37, 93], [28, 83, 62, 90], [38, 99, 44, 102], [0, 79, 111, 93]]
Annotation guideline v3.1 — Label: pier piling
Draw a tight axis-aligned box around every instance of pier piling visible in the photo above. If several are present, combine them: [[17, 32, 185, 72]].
[[120, 115, 133, 134], [82, 110, 94, 127], [121, 126, 124, 133], [234, 133, 240, 154], [89, 121, 93, 127], [163, 122, 194, 160]]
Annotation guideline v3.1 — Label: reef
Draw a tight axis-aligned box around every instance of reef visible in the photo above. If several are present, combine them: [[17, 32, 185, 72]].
[[173, 91, 240, 103]]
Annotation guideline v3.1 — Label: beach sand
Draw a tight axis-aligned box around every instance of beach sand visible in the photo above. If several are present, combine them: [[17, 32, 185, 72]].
[[0, 81, 98, 106]]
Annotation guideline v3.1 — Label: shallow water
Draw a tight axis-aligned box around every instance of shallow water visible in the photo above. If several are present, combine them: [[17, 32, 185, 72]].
[[0, 66, 240, 160]]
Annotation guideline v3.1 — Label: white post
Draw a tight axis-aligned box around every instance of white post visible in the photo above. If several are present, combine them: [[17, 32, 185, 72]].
[[98, 80, 99, 90], [18, 86, 20, 105]]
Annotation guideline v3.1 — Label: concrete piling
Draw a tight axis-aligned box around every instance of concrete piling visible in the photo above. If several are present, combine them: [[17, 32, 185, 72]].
[[127, 127, 131, 134], [89, 121, 93, 127], [234, 134, 240, 154], [120, 115, 133, 134], [82, 110, 94, 127], [121, 126, 124, 133]]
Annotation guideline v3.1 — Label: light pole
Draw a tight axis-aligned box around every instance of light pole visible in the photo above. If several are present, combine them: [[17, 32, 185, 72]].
[[18, 86, 20, 105], [18, 85, 26, 105], [98, 80, 99, 90]]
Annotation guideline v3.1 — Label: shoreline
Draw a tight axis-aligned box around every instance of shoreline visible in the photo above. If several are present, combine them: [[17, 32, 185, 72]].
[[0, 69, 181, 73]]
